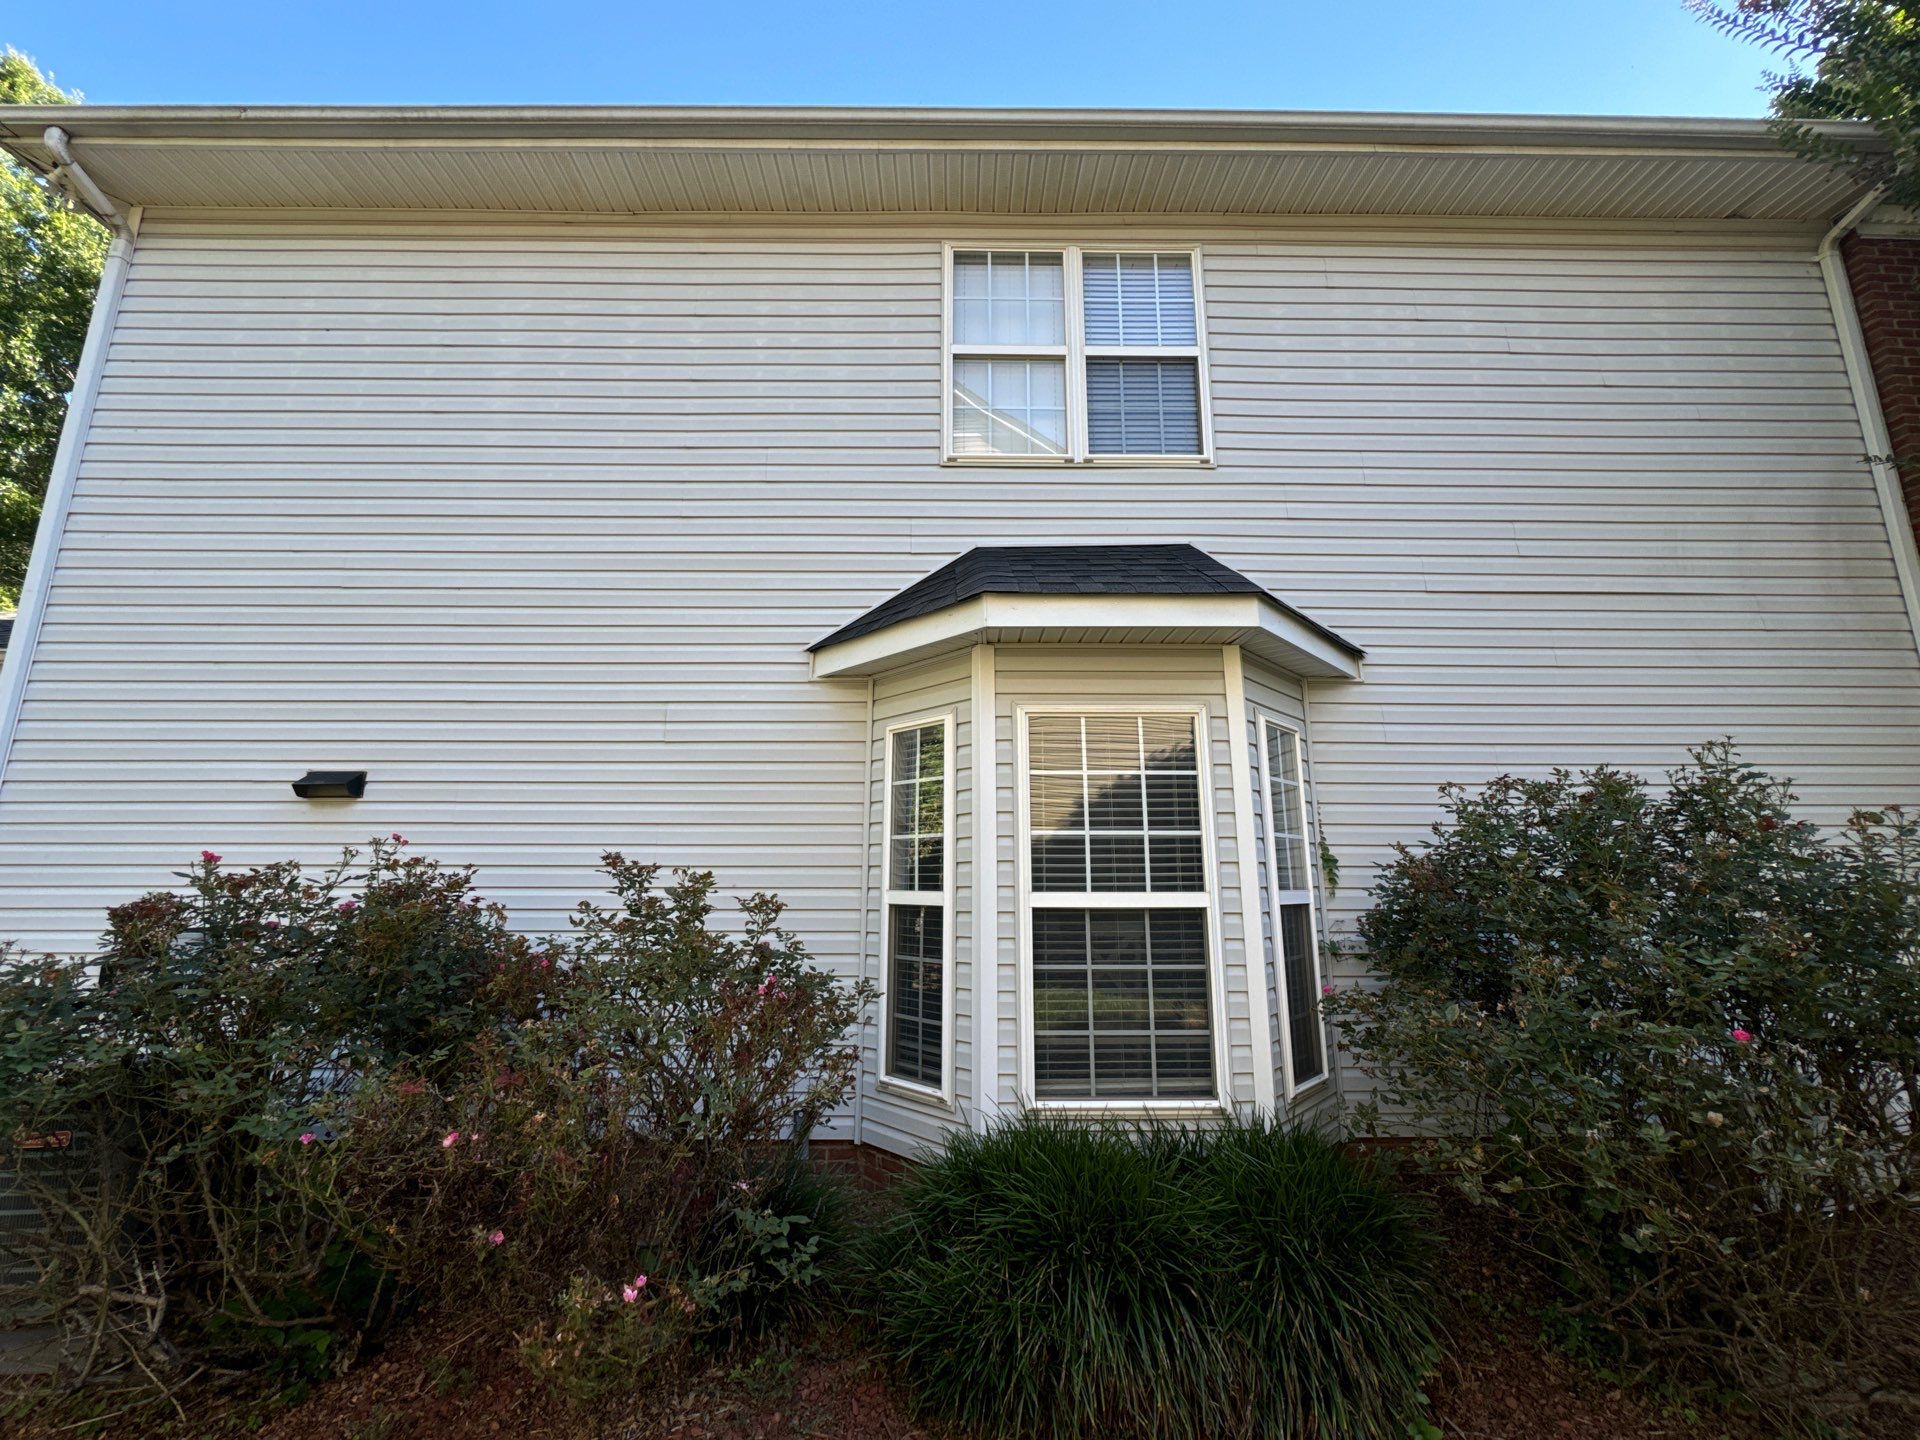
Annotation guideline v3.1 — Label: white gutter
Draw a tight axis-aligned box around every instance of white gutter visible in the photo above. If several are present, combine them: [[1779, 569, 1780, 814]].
[[43, 126, 134, 235], [1815, 188, 1920, 661]]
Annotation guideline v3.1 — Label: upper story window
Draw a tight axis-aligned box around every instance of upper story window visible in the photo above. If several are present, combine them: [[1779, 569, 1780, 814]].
[[946, 248, 1211, 464]]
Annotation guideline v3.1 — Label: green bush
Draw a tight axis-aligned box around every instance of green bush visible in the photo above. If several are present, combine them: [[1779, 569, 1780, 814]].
[[306, 857, 869, 1396], [864, 1114, 1437, 1440], [0, 844, 870, 1400], [1328, 741, 1920, 1432], [0, 836, 533, 1380]]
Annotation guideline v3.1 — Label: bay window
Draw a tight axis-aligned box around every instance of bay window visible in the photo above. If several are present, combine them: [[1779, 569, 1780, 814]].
[[947, 248, 1210, 463], [1023, 711, 1217, 1103]]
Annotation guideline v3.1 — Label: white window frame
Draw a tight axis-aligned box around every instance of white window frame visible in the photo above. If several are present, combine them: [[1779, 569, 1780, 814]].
[[941, 244, 1216, 467], [878, 711, 956, 1104], [1256, 715, 1329, 1100], [1014, 703, 1230, 1114]]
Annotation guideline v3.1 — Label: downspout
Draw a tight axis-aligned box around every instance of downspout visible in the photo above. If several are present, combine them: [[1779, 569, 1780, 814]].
[[0, 131, 139, 795], [1815, 185, 1920, 661]]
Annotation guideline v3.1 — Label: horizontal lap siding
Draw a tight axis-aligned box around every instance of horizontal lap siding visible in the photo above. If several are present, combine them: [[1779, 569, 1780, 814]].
[[2, 213, 1917, 1130]]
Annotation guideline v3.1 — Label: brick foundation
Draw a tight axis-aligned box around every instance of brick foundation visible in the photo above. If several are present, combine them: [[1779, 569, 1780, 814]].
[[806, 1139, 915, 1189], [1842, 233, 1920, 533]]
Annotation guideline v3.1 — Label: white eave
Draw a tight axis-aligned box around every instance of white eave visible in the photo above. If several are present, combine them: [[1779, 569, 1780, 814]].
[[808, 592, 1364, 682], [0, 105, 1883, 221]]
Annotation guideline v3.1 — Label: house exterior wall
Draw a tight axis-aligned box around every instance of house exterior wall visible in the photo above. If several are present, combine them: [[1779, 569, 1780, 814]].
[[1842, 233, 1920, 533], [3, 209, 1919, 1138]]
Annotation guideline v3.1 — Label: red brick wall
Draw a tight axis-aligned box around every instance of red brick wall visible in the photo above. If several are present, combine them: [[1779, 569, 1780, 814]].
[[1842, 234, 1920, 532]]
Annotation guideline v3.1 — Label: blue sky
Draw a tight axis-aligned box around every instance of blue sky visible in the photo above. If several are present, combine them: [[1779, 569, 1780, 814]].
[[9, 1, 1787, 115]]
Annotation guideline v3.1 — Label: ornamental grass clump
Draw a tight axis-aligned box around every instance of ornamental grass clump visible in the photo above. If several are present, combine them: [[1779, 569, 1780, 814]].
[[864, 1114, 1437, 1440], [1328, 741, 1920, 1434]]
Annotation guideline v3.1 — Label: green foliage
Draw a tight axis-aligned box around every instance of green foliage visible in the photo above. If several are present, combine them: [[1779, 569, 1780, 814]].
[[864, 1114, 1437, 1440], [1328, 741, 1920, 1433], [0, 844, 868, 1403], [1692, 2, 1920, 204], [0, 837, 537, 1379], [0, 49, 105, 607], [304, 858, 869, 1395]]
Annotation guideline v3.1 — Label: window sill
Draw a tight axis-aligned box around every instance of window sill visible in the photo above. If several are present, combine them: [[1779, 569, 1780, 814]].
[[939, 456, 1216, 470], [876, 1076, 955, 1110], [1024, 1097, 1228, 1119]]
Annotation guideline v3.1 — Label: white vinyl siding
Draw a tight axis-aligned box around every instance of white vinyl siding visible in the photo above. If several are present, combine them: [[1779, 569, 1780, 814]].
[[3, 212, 1919, 1148]]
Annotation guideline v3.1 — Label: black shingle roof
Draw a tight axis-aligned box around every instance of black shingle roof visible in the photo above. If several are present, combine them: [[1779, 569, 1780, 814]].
[[810, 544, 1361, 656], [0, 616, 11, 654]]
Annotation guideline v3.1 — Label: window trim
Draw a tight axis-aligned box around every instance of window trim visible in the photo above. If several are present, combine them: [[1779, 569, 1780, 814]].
[[1014, 702, 1231, 1114], [878, 711, 957, 1105], [940, 244, 1216, 468], [1255, 715, 1329, 1100]]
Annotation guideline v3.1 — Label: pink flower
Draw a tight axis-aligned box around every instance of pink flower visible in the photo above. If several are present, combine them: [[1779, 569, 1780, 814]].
[[487, 1229, 505, 1247], [1321, 984, 1335, 997], [441, 1130, 460, 1148], [538, 957, 550, 969], [390, 832, 409, 845], [338, 900, 359, 914], [621, 1284, 640, 1303], [264, 918, 280, 930], [633, 1273, 648, 1289], [298, 1132, 316, 1146], [1731, 1027, 1754, 1045], [201, 850, 222, 864]]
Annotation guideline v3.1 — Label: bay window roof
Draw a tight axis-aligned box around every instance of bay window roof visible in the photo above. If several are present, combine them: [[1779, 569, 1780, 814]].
[[809, 544, 1363, 681]]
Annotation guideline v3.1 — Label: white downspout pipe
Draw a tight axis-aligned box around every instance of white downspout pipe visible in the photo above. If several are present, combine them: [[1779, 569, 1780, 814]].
[[1815, 185, 1920, 661], [43, 126, 134, 237]]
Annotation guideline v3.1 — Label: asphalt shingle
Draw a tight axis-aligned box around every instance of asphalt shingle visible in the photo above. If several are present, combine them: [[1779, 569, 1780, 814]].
[[809, 544, 1360, 656]]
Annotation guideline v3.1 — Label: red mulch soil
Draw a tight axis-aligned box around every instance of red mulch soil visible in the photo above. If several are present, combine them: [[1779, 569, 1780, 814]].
[[1416, 1182, 1755, 1440], [0, 1182, 1830, 1440]]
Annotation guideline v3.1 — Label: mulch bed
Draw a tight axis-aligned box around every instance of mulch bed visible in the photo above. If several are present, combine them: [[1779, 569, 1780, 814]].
[[0, 1180, 1820, 1440]]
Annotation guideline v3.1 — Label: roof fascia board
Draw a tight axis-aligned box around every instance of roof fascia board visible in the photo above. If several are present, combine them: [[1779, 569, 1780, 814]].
[[809, 593, 1362, 681], [0, 105, 1880, 157]]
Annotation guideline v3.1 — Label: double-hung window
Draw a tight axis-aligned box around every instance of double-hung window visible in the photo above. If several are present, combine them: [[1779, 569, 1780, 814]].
[[1260, 720, 1327, 1092], [882, 717, 951, 1093], [1023, 711, 1217, 1103], [946, 248, 1210, 463]]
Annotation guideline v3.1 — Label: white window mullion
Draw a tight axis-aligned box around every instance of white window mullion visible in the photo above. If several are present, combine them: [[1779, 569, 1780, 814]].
[[1065, 245, 1089, 461]]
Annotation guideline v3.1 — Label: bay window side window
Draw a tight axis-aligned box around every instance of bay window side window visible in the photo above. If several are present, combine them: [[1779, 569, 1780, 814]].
[[882, 717, 953, 1094], [1259, 719, 1327, 1092]]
